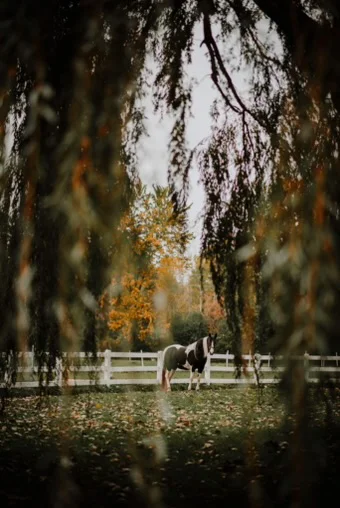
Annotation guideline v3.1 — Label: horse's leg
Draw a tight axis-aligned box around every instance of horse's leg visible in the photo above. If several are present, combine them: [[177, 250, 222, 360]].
[[166, 371, 172, 392], [195, 372, 201, 391], [188, 369, 194, 390], [166, 369, 175, 392]]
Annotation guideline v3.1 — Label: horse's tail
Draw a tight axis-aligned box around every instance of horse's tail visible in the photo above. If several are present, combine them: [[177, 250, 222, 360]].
[[161, 347, 169, 391], [161, 367, 167, 391]]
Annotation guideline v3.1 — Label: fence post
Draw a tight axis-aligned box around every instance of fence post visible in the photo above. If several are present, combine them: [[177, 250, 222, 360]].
[[141, 350, 144, 367], [103, 349, 111, 386], [205, 354, 211, 386], [31, 346, 35, 369], [157, 351, 163, 385], [226, 350, 229, 368], [56, 357, 63, 388], [304, 351, 309, 382]]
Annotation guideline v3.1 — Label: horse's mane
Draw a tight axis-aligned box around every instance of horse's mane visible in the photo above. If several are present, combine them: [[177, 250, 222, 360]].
[[194, 337, 205, 361]]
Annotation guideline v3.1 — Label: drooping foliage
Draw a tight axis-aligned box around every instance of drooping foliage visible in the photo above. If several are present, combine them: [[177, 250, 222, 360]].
[[2, 2, 340, 507], [0, 1, 160, 377], [1, 0, 340, 384]]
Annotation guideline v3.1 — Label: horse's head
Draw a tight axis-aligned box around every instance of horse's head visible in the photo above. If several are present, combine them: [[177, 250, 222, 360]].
[[208, 333, 217, 355]]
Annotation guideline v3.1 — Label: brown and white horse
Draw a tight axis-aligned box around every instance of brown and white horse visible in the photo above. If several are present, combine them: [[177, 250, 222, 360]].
[[161, 334, 217, 392]]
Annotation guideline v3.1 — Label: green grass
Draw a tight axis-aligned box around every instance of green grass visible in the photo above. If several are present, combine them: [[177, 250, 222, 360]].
[[1, 386, 340, 508]]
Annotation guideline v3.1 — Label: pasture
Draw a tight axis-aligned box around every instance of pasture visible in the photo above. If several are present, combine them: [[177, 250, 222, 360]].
[[1, 386, 340, 508]]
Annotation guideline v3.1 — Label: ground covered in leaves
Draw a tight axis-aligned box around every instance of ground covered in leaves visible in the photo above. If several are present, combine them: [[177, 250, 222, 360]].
[[1, 386, 340, 508]]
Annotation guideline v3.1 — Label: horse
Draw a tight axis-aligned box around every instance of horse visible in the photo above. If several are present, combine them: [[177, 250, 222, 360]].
[[161, 333, 217, 392]]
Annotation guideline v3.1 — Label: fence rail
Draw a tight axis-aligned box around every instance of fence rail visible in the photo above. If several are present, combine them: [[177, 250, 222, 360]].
[[1, 350, 340, 389]]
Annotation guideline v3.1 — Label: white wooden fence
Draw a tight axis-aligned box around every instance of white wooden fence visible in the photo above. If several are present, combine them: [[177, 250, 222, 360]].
[[1, 350, 340, 389]]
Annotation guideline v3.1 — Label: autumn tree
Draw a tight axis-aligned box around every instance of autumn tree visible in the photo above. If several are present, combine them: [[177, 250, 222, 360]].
[[104, 184, 192, 349]]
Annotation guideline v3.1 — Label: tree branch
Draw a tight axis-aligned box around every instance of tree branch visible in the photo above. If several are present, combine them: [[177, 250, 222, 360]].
[[252, 0, 340, 110], [202, 12, 266, 127]]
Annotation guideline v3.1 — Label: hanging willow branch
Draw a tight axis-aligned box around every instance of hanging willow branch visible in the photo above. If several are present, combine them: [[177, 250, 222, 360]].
[[0, 0, 340, 390]]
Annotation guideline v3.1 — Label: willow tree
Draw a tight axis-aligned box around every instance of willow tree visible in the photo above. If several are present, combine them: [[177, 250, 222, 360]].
[[1, 2, 340, 507], [0, 1, 153, 379], [1, 2, 340, 378]]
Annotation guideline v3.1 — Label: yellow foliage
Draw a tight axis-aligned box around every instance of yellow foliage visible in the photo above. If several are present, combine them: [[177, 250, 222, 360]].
[[101, 185, 193, 345]]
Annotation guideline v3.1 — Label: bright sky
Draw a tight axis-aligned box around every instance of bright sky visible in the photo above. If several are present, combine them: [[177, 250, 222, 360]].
[[138, 25, 218, 258]]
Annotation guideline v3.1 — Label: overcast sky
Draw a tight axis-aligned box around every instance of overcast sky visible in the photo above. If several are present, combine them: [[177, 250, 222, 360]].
[[138, 25, 218, 258]]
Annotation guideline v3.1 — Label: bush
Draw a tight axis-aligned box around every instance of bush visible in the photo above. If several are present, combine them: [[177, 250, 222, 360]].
[[215, 320, 234, 353], [170, 312, 209, 346]]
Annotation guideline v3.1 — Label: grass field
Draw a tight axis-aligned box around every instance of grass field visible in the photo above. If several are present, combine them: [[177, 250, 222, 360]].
[[1, 385, 340, 508]]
